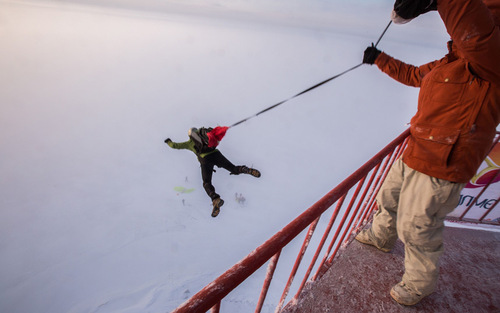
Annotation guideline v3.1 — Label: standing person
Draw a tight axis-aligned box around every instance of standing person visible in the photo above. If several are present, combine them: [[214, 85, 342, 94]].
[[165, 127, 261, 218], [356, 0, 500, 306]]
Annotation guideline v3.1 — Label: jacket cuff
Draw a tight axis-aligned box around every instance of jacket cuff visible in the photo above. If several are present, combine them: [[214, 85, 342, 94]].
[[374, 52, 392, 69]]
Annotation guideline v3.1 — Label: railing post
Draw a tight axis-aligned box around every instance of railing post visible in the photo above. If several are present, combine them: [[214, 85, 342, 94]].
[[210, 302, 220, 313], [360, 140, 405, 222], [326, 177, 366, 263], [297, 195, 347, 295], [479, 197, 500, 222], [255, 250, 281, 313], [351, 163, 382, 233], [275, 217, 320, 313]]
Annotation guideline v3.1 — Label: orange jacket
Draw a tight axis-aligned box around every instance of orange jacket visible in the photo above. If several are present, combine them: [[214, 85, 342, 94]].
[[375, 0, 500, 183]]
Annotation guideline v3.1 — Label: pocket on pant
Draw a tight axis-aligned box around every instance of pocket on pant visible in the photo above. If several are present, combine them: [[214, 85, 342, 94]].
[[402, 215, 442, 248]]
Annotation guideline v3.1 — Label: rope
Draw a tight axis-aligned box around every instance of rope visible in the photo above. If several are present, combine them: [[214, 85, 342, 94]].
[[229, 20, 392, 128]]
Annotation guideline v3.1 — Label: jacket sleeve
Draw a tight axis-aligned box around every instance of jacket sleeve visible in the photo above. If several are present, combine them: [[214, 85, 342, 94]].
[[167, 140, 192, 150], [438, 0, 500, 85], [374, 52, 442, 87]]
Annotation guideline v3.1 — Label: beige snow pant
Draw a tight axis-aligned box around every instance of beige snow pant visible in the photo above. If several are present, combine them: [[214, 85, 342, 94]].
[[370, 158, 465, 295]]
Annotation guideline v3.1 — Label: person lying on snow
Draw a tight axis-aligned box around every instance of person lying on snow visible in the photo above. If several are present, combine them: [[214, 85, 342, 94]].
[[165, 126, 261, 217]]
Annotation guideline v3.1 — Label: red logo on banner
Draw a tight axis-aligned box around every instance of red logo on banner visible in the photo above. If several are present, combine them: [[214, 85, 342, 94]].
[[466, 142, 500, 189]]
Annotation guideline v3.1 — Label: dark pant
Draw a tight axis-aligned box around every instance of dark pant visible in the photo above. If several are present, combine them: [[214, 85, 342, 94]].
[[199, 151, 240, 201]]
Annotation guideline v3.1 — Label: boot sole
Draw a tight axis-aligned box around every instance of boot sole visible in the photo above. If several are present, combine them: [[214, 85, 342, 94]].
[[250, 170, 261, 178], [211, 199, 224, 217], [211, 208, 220, 217]]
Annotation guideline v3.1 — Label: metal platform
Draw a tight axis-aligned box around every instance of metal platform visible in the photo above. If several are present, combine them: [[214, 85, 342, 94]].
[[283, 225, 500, 313]]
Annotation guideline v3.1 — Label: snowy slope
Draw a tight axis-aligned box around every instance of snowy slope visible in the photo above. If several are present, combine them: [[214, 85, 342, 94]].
[[0, 1, 449, 312]]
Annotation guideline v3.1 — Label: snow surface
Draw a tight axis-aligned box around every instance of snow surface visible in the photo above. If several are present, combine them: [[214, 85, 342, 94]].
[[0, 1, 453, 312]]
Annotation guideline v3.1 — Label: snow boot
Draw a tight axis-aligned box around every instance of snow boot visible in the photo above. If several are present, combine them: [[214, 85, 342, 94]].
[[354, 229, 391, 253], [238, 166, 261, 178], [211, 197, 224, 217], [390, 281, 428, 306]]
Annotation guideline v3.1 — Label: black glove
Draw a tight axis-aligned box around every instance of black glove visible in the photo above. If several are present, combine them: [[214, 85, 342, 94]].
[[165, 138, 172, 144], [363, 44, 381, 65], [393, 0, 437, 21]]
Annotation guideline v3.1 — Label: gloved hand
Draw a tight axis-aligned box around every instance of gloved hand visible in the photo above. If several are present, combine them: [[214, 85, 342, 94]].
[[165, 138, 172, 145], [363, 44, 381, 65], [392, 0, 437, 24]]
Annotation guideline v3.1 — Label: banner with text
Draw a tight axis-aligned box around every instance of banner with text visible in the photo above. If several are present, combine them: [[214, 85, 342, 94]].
[[448, 140, 500, 222]]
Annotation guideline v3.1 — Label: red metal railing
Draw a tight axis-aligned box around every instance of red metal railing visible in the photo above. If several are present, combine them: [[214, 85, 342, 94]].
[[171, 128, 409, 313], [171, 129, 500, 313]]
